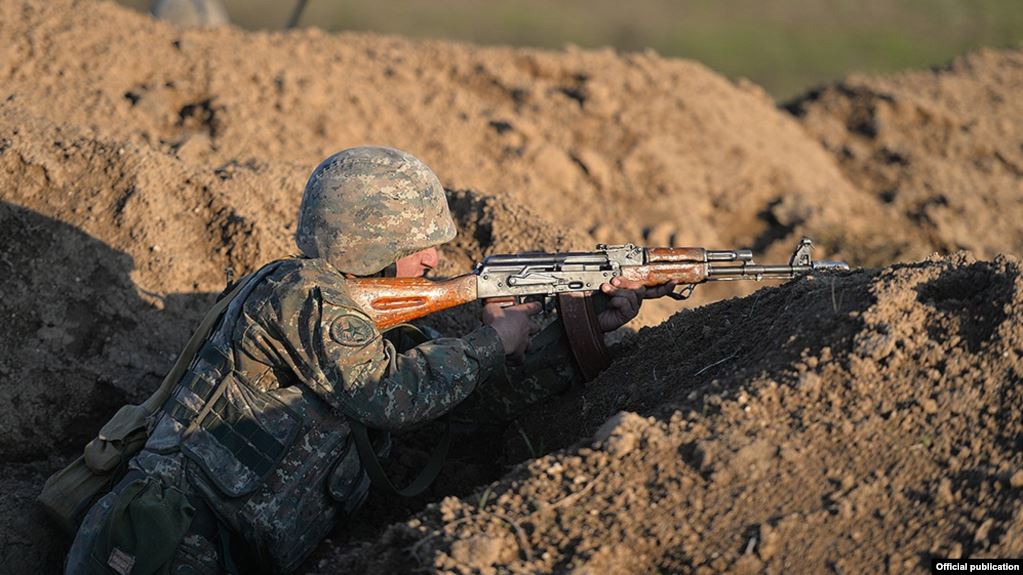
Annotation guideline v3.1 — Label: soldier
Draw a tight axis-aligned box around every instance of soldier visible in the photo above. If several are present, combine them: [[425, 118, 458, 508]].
[[65, 147, 673, 574], [150, 0, 230, 28]]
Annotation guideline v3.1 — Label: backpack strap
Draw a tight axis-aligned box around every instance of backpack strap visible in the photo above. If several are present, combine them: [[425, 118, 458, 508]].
[[142, 264, 281, 414]]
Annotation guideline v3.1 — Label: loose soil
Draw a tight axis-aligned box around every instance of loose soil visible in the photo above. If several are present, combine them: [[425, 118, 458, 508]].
[[0, 1, 1021, 573], [319, 253, 1023, 574], [788, 48, 1023, 260]]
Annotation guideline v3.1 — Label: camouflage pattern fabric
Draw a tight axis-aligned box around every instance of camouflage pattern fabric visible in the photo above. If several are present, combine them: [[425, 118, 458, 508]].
[[66, 256, 584, 574], [295, 147, 457, 276]]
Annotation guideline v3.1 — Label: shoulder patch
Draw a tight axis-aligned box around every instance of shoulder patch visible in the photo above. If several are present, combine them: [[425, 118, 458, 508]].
[[329, 312, 377, 347]]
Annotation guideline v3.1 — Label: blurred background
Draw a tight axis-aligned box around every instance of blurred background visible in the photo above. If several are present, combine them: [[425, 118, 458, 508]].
[[119, 0, 1022, 100]]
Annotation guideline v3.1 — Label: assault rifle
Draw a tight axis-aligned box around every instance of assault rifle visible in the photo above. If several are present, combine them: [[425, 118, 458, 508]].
[[346, 238, 848, 379]]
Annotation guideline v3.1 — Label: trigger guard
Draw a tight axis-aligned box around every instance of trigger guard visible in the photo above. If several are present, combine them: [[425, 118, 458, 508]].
[[672, 284, 696, 300]]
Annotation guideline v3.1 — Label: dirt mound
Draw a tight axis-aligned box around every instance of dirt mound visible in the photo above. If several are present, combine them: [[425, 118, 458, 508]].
[[788, 48, 1023, 259], [324, 253, 1023, 574], [0, 0, 897, 466], [0, 108, 584, 570], [2, 0, 1023, 572], [1, 0, 912, 269], [0, 104, 585, 460]]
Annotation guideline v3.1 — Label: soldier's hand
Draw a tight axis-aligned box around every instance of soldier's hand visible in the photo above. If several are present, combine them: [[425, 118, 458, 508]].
[[482, 301, 543, 360], [597, 278, 677, 332]]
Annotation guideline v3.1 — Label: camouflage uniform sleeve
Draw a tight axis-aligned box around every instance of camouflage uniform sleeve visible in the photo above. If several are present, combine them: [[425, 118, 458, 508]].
[[300, 285, 506, 431], [510, 317, 586, 391], [450, 317, 585, 424]]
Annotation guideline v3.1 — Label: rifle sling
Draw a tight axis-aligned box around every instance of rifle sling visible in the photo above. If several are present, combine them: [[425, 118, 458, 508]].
[[343, 323, 450, 498], [347, 419, 450, 498], [141, 268, 279, 415]]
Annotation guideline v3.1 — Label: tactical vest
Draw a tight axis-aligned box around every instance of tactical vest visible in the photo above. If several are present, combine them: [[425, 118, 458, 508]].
[[141, 261, 368, 573], [146, 262, 294, 494]]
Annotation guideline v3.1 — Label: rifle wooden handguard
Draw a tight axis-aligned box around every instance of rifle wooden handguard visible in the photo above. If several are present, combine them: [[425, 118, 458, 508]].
[[619, 262, 706, 286]]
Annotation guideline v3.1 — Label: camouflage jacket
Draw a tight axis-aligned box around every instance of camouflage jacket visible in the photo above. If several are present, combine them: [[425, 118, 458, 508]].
[[130, 257, 583, 573]]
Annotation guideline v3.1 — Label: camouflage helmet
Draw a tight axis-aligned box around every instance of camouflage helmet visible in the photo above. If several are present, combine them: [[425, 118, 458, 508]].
[[150, 0, 230, 28], [295, 147, 457, 276]]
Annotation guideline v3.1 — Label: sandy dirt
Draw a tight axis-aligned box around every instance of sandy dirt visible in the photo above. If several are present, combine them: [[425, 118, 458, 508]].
[[0, 0, 1021, 573], [321, 253, 1023, 574], [788, 48, 1023, 260]]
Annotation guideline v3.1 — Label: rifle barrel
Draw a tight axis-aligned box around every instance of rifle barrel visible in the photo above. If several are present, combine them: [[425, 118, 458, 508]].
[[708, 260, 848, 280]]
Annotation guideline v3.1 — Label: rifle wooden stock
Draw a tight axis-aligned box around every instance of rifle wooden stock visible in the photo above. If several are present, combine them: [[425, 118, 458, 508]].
[[344, 275, 478, 330], [619, 262, 708, 286]]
